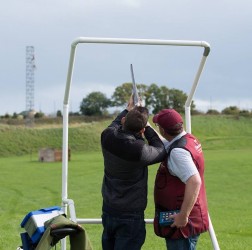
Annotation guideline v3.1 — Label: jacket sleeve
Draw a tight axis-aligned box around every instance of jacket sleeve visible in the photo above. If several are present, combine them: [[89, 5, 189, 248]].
[[108, 109, 128, 129], [140, 126, 166, 165]]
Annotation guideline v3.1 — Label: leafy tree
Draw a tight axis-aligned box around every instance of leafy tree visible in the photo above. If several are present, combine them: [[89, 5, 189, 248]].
[[168, 88, 193, 113], [239, 109, 250, 117], [34, 112, 44, 118], [145, 84, 169, 113], [145, 83, 160, 109], [206, 109, 220, 115], [4, 113, 10, 119], [111, 82, 149, 107], [111, 83, 132, 107], [80, 91, 111, 116], [135, 83, 149, 104], [56, 110, 62, 117], [221, 106, 240, 115], [145, 85, 191, 114], [69, 111, 80, 116], [111, 82, 193, 114]]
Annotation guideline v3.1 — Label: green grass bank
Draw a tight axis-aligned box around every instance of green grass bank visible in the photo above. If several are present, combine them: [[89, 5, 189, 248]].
[[0, 115, 252, 157], [0, 114, 251, 249]]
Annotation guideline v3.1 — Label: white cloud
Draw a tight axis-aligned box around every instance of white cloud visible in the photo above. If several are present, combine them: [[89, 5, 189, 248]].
[[1, 0, 252, 115]]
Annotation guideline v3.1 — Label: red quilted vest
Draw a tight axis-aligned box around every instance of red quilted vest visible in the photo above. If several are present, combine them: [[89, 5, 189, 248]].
[[153, 134, 209, 239]]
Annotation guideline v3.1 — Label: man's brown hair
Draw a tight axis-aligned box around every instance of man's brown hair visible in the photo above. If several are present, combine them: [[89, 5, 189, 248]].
[[124, 106, 149, 133]]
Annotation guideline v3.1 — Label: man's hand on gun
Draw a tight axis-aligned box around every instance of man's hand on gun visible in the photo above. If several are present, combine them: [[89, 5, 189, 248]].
[[126, 94, 135, 111], [126, 94, 142, 112]]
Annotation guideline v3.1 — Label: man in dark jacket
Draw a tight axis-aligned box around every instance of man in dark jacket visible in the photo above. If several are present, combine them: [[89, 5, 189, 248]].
[[101, 96, 166, 250]]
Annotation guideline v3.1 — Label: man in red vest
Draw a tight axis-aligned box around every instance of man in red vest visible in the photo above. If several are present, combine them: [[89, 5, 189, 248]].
[[152, 109, 209, 250]]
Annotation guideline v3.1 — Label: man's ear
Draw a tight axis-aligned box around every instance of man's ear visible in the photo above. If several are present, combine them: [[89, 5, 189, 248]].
[[121, 117, 126, 125], [139, 127, 145, 135]]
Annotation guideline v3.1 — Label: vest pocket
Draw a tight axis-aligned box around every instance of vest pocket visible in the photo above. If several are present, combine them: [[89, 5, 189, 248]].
[[153, 211, 176, 238]]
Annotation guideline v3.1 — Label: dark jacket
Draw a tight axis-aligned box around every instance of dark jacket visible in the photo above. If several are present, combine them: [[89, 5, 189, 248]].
[[101, 109, 166, 214]]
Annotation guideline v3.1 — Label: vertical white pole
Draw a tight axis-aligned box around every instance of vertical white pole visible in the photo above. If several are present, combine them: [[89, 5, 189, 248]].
[[61, 44, 77, 250], [61, 104, 68, 250], [62, 104, 69, 205], [185, 106, 191, 134], [185, 55, 208, 133], [185, 53, 220, 250], [208, 215, 220, 250]]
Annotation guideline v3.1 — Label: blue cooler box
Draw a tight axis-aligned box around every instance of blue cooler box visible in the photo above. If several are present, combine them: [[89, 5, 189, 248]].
[[21, 206, 64, 244]]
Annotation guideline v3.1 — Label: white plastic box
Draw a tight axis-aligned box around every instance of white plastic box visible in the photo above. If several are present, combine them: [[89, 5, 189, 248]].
[[20, 206, 63, 244]]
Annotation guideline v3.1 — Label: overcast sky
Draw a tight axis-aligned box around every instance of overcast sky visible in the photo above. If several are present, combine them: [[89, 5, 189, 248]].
[[1, 0, 251, 115]]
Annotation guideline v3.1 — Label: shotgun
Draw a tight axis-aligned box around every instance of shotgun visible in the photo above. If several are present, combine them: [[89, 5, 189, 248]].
[[130, 64, 140, 106]]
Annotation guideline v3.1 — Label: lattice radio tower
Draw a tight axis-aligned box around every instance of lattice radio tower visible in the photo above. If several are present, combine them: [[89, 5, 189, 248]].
[[26, 46, 35, 113]]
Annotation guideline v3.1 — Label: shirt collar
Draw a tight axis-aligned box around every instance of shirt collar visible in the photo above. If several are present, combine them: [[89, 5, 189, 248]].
[[165, 130, 187, 150]]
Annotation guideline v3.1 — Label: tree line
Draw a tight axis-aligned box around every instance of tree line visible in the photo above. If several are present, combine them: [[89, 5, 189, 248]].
[[79, 82, 251, 117], [1, 82, 251, 119], [80, 82, 194, 116]]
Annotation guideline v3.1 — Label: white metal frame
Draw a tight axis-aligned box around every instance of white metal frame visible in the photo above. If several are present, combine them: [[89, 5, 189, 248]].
[[61, 37, 219, 250]]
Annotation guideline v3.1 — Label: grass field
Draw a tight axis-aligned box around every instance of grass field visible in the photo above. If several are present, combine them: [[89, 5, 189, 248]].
[[0, 149, 252, 250], [0, 115, 252, 249]]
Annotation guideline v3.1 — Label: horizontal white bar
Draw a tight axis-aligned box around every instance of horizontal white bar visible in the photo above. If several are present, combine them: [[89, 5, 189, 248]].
[[71, 37, 210, 50], [76, 218, 154, 224]]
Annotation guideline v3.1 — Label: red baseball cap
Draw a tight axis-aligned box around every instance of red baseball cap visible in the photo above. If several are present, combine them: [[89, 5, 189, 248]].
[[153, 109, 183, 131]]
